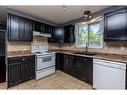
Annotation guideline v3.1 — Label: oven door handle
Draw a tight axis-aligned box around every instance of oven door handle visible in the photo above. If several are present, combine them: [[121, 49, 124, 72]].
[[38, 55, 54, 58]]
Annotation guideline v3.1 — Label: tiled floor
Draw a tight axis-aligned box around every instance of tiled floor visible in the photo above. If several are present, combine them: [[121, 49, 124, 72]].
[[0, 71, 92, 89]]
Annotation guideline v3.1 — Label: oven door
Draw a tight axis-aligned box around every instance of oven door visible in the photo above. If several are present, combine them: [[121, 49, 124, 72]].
[[36, 54, 55, 70]]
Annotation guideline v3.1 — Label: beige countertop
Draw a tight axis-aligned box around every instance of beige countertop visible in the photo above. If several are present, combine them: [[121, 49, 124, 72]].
[[50, 49, 127, 63], [7, 51, 35, 58], [7, 49, 127, 63]]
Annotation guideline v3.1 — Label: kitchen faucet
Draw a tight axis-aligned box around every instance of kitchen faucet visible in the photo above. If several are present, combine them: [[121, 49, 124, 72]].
[[85, 42, 88, 53]]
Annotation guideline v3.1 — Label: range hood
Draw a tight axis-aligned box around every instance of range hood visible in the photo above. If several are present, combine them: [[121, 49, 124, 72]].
[[33, 31, 51, 37]]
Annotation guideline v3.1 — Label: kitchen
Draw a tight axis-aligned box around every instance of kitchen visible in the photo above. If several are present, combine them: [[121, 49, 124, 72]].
[[0, 6, 127, 90]]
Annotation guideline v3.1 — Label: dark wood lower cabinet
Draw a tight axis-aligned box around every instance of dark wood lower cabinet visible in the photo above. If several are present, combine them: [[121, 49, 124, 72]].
[[56, 53, 64, 70], [0, 56, 6, 83], [8, 62, 22, 87], [81, 57, 93, 84], [63, 54, 75, 76], [56, 53, 93, 85], [8, 55, 35, 88], [24, 57, 35, 81]]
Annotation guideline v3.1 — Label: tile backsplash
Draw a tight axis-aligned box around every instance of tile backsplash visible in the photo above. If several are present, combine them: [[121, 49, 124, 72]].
[[7, 42, 31, 52], [49, 42, 127, 55], [7, 36, 127, 55], [7, 36, 48, 52]]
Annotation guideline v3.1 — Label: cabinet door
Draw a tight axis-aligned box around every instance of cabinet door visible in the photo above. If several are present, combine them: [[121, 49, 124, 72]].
[[63, 54, 71, 74], [64, 25, 75, 43], [55, 27, 64, 43], [24, 56, 35, 81], [63, 54, 74, 76], [45, 24, 49, 33], [8, 62, 22, 87], [73, 56, 82, 79], [23, 19, 33, 41], [82, 58, 93, 84], [34, 21, 41, 32], [0, 56, 6, 83], [48, 26, 55, 43], [63, 54, 69, 73], [56, 53, 61, 70], [18, 17, 25, 40], [8, 14, 20, 40]]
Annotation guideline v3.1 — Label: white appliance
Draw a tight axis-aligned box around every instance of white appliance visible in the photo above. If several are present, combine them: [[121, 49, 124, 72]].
[[93, 59, 126, 90], [32, 45, 55, 80]]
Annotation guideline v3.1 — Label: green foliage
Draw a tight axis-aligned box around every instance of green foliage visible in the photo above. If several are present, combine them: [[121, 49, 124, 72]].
[[79, 28, 88, 44], [78, 22, 101, 46], [89, 30, 101, 44]]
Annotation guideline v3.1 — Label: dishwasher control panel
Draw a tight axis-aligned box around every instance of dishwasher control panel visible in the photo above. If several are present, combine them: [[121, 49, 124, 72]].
[[93, 59, 126, 70]]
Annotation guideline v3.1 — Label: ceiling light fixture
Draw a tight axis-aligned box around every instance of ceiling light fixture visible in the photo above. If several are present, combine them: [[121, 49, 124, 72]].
[[83, 10, 92, 20], [63, 6, 66, 11]]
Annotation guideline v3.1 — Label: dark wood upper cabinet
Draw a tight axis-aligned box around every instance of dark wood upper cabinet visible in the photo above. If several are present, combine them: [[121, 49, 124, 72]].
[[104, 8, 127, 41], [34, 21, 55, 34], [54, 27, 65, 43], [8, 14, 20, 41], [64, 25, 75, 43], [48, 24, 75, 43], [34, 21, 56, 43], [23, 19, 33, 41], [48, 26, 56, 42], [8, 14, 33, 42], [34, 21, 45, 32]]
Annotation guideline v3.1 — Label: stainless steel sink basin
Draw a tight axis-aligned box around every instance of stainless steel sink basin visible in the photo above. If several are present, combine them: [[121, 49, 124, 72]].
[[73, 52, 97, 56]]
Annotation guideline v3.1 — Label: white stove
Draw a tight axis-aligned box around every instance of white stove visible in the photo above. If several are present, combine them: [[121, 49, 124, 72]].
[[32, 45, 55, 80], [34, 51, 55, 56]]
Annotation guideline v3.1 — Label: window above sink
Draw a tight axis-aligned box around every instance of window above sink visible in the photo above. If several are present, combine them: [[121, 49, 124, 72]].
[[75, 16, 104, 48]]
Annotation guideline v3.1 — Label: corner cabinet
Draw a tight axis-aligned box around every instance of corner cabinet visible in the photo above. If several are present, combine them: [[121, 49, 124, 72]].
[[8, 14, 33, 42], [48, 24, 75, 43], [64, 25, 75, 43], [8, 55, 35, 88], [56, 53, 93, 85]]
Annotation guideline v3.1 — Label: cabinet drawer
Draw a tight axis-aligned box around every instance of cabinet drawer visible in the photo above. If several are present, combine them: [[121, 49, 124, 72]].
[[8, 57, 22, 64], [8, 55, 35, 63]]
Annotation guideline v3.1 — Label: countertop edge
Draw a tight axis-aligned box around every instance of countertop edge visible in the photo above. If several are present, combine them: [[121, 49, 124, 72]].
[[7, 54, 35, 58], [53, 51, 127, 64]]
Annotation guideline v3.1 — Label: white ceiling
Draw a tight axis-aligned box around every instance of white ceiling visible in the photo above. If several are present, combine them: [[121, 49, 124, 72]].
[[0, 6, 108, 24]]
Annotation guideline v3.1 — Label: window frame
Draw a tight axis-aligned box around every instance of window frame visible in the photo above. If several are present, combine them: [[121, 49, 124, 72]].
[[75, 17, 104, 48], [75, 23, 88, 48]]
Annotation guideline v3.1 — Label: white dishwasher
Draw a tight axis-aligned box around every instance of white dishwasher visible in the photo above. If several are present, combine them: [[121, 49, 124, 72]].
[[93, 59, 126, 89]]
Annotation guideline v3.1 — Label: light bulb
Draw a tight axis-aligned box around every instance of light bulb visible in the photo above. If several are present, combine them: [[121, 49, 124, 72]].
[[85, 15, 88, 17], [89, 15, 92, 18], [63, 6, 66, 11]]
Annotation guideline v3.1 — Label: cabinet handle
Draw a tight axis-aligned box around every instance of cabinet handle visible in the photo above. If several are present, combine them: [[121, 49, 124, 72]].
[[22, 58, 25, 61], [77, 63, 78, 67]]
